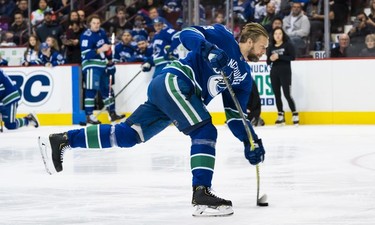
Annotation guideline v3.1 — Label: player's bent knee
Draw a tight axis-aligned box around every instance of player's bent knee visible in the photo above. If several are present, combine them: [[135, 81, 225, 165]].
[[189, 122, 218, 141], [4, 122, 17, 130], [115, 123, 141, 147]]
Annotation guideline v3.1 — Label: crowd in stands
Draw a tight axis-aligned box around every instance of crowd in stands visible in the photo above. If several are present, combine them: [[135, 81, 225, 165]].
[[0, 0, 374, 62]]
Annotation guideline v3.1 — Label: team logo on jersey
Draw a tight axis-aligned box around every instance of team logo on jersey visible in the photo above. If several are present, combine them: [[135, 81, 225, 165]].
[[207, 74, 226, 97]]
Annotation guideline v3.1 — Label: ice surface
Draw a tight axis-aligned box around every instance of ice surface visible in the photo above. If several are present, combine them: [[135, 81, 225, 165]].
[[1, 125, 375, 225]]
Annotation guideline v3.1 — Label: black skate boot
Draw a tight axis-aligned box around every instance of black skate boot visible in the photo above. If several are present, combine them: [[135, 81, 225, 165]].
[[275, 112, 285, 126], [25, 113, 39, 128], [192, 186, 233, 217], [38, 132, 70, 174], [86, 115, 101, 125], [109, 111, 126, 122]]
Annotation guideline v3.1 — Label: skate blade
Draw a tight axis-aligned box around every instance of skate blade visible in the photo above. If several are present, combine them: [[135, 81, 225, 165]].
[[38, 136, 57, 175], [192, 205, 234, 217]]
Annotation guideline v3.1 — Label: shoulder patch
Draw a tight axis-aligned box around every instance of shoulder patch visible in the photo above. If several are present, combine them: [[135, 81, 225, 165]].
[[83, 29, 92, 36]]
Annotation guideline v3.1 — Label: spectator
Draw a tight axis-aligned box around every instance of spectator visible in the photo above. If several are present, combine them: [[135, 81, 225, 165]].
[[258, 1, 280, 33], [113, 30, 137, 63], [305, 0, 332, 50], [77, 9, 86, 27], [35, 9, 64, 48], [254, 0, 270, 21], [330, 33, 356, 57], [266, 27, 299, 125], [283, 2, 310, 57], [0, 31, 16, 46], [358, 34, 375, 57], [30, 0, 51, 27], [348, 11, 372, 56], [234, 0, 255, 22], [0, 70, 39, 130], [22, 34, 42, 66], [367, 0, 375, 33], [162, 0, 183, 29], [9, 10, 28, 45], [271, 17, 283, 31], [213, 11, 225, 25], [146, 6, 172, 31], [9, 0, 29, 24], [103, 5, 133, 38], [63, 21, 84, 64], [38, 37, 65, 67], [0, 0, 16, 19], [330, 0, 349, 33], [61, 10, 80, 31], [131, 15, 149, 41]]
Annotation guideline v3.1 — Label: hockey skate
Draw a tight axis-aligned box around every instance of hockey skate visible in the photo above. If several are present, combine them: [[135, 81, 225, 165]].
[[192, 186, 233, 217], [275, 112, 285, 126], [292, 112, 299, 126], [25, 113, 39, 128], [38, 132, 70, 174], [86, 115, 101, 125], [109, 111, 126, 122]]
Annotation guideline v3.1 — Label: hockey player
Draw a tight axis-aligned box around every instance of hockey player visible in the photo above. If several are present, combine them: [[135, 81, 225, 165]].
[[0, 70, 39, 130], [113, 30, 137, 63], [141, 17, 180, 77], [80, 14, 125, 124], [39, 23, 268, 217]]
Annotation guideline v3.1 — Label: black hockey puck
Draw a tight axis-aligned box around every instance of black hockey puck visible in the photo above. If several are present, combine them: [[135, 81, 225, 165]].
[[257, 202, 269, 207]]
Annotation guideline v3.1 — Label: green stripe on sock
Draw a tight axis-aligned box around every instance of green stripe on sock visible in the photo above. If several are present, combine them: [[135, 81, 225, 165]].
[[191, 154, 215, 171], [86, 125, 101, 148]]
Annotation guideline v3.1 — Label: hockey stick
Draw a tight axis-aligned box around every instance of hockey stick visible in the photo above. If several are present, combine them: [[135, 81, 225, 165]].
[[220, 71, 268, 207], [79, 69, 143, 126], [0, 112, 3, 133]]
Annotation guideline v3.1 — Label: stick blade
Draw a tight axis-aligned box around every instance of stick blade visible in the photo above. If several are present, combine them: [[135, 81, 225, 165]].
[[257, 194, 269, 207]]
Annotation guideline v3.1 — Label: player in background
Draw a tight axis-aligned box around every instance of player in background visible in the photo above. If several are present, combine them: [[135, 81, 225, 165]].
[[80, 14, 125, 125], [0, 70, 39, 130], [38, 23, 268, 217], [134, 36, 153, 62], [141, 17, 180, 77], [113, 30, 138, 63]]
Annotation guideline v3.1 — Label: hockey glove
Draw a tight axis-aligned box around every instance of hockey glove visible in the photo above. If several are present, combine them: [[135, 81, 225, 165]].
[[244, 139, 265, 165], [141, 57, 155, 72], [141, 62, 152, 72], [163, 45, 176, 60], [106, 63, 116, 76], [201, 41, 228, 72]]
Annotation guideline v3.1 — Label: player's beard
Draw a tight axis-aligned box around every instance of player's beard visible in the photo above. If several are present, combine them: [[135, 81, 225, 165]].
[[247, 47, 260, 62]]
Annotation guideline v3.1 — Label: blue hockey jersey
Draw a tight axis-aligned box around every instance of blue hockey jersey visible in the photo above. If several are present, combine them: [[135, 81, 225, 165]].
[[0, 70, 21, 107], [151, 27, 180, 66], [38, 49, 65, 66], [163, 24, 256, 142], [80, 28, 111, 71], [113, 41, 138, 63]]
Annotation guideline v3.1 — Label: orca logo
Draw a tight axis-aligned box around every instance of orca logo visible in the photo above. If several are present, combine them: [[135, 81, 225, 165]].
[[8, 70, 53, 106]]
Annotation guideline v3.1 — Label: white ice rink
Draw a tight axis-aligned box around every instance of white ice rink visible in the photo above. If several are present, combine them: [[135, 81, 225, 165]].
[[1, 124, 375, 225]]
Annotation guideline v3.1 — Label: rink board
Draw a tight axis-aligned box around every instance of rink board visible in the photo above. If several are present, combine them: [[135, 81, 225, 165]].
[[3, 58, 375, 125]]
